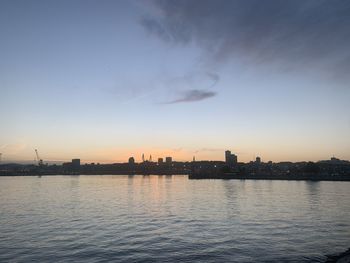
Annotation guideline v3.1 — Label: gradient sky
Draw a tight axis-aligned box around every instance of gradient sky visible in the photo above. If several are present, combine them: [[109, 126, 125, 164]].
[[1, 0, 350, 164]]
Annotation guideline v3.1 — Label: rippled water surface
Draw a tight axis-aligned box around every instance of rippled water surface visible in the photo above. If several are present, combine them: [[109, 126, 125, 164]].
[[0, 175, 349, 262]]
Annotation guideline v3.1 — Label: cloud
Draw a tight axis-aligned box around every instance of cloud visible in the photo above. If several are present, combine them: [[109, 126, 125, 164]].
[[141, 0, 350, 80], [158, 71, 219, 104], [165, 89, 217, 104], [194, 148, 225, 154]]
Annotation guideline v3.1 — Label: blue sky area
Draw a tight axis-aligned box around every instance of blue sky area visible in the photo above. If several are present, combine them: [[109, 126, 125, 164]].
[[1, 0, 349, 163]]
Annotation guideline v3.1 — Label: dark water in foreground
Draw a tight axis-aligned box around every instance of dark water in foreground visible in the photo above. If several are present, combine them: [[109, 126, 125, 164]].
[[0, 175, 349, 262]]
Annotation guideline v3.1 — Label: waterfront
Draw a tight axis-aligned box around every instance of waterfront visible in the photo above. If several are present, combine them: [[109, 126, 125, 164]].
[[0, 175, 349, 262]]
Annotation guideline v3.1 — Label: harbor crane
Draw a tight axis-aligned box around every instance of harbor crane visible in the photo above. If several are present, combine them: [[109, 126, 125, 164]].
[[35, 149, 44, 166]]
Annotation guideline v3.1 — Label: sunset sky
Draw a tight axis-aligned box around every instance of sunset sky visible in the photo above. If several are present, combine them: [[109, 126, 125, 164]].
[[1, 0, 350, 163]]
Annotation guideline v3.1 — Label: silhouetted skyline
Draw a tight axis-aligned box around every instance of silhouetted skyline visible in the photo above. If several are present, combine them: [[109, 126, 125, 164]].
[[1, 0, 349, 163]]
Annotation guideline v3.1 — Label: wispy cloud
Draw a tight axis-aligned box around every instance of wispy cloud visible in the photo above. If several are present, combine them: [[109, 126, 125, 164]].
[[194, 148, 225, 154], [165, 89, 217, 104], [160, 71, 219, 104]]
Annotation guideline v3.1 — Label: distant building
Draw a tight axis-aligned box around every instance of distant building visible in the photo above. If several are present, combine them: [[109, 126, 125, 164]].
[[232, 154, 237, 164], [165, 157, 172, 164], [331, 157, 340, 162], [72, 159, 80, 167], [158, 158, 163, 164], [128, 157, 135, 164], [256, 156, 261, 164], [225, 150, 231, 163], [71, 159, 80, 172], [225, 150, 237, 167]]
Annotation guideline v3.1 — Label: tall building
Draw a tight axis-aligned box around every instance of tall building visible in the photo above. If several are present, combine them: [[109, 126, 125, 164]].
[[71, 159, 80, 172], [128, 157, 135, 164], [72, 159, 80, 166], [158, 158, 163, 164], [232, 154, 237, 164], [225, 150, 231, 164], [256, 156, 261, 164], [165, 157, 172, 164], [225, 150, 237, 167]]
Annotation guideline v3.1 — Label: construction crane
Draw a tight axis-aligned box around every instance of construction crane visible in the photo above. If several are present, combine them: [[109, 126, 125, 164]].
[[35, 149, 44, 166]]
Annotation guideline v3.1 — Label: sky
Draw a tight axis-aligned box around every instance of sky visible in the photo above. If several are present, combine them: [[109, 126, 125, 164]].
[[1, 0, 350, 164]]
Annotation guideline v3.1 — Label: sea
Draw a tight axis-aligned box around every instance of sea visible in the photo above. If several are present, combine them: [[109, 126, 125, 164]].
[[0, 175, 349, 262]]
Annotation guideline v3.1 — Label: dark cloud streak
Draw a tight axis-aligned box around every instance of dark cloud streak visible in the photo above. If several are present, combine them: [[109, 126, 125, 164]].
[[165, 89, 217, 104]]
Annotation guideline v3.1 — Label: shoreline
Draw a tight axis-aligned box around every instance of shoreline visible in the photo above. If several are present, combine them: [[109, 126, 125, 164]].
[[188, 173, 350, 181], [1, 173, 350, 182]]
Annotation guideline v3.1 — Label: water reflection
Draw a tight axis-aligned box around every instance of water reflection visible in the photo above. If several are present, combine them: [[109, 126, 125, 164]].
[[305, 181, 321, 209]]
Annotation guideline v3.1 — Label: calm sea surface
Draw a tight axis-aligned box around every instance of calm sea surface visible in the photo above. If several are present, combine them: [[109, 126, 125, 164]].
[[0, 175, 349, 262]]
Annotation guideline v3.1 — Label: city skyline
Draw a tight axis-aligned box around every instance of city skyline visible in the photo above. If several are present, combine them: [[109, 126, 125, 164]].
[[1, 147, 348, 165], [1, 0, 350, 163]]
